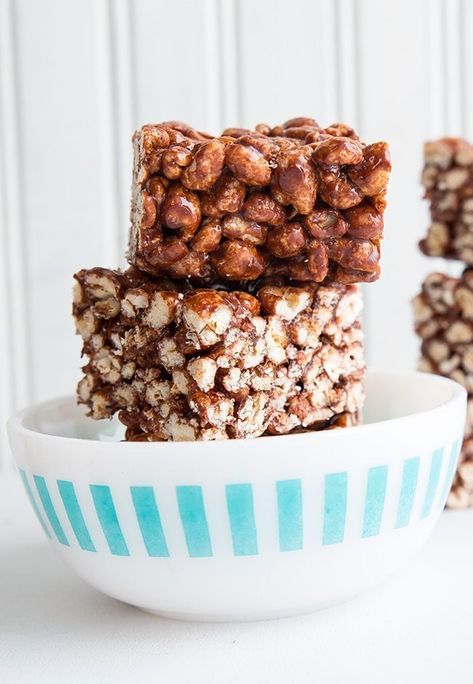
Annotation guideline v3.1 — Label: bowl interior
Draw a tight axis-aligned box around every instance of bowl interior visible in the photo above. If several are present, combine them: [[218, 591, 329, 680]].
[[16, 370, 462, 442]]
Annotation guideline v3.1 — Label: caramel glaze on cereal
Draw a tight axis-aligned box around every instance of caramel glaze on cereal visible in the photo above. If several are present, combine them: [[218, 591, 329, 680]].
[[129, 118, 391, 285]]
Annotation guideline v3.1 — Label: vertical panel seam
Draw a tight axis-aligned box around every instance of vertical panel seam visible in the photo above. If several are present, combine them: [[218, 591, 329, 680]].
[[203, 0, 222, 133], [0, 63, 13, 469], [334, 0, 342, 123], [441, 0, 463, 277], [460, 0, 472, 140], [0, 0, 33, 469], [321, 0, 339, 122], [335, 0, 359, 126], [458, 0, 466, 136], [216, 0, 226, 131], [95, 0, 122, 267], [111, 0, 135, 254], [427, 0, 445, 137], [441, 0, 448, 132], [351, 0, 362, 135], [234, 0, 243, 125], [338, 0, 371, 362], [442, 0, 463, 135], [218, 0, 240, 128]]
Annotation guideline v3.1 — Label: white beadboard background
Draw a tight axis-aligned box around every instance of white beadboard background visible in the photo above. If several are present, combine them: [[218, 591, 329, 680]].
[[0, 0, 472, 467]]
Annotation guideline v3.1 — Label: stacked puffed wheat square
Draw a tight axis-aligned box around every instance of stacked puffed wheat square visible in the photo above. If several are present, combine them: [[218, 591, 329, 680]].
[[74, 118, 391, 442], [414, 138, 473, 507]]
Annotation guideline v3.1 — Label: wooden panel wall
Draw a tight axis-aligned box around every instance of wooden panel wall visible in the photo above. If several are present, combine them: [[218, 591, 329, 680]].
[[0, 0, 471, 465]]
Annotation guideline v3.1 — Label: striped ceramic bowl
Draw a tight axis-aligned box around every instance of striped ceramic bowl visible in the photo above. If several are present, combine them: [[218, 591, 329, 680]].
[[8, 370, 466, 622]]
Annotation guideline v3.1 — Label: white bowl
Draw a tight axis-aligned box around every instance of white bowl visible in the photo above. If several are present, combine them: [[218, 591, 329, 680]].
[[7, 371, 466, 622]]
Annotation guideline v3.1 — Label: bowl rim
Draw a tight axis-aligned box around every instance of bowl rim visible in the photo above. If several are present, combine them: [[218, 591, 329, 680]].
[[7, 370, 467, 452]]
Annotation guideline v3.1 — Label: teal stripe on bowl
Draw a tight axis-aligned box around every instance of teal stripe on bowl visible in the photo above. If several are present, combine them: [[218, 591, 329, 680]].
[[176, 486, 212, 558], [33, 475, 69, 546], [57, 480, 96, 552], [362, 465, 388, 538], [323, 472, 347, 545], [225, 484, 258, 556], [276, 479, 303, 552], [19, 470, 51, 539], [395, 457, 420, 529], [90, 485, 130, 556], [130, 486, 169, 557], [421, 448, 444, 519], [438, 440, 461, 509]]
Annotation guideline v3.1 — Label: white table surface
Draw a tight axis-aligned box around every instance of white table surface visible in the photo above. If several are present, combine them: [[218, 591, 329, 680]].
[[1, 470, 472, 684]]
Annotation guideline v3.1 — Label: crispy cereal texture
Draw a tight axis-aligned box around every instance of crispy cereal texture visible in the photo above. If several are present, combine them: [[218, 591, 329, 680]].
[[420, 137, 473, 262], [128, 118, 390, 285], [74, 267, 365, 441], [413, 269, 473, 508]]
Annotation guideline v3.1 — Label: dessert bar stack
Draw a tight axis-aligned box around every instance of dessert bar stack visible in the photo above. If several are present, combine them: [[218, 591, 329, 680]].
[[414, 138, 473, 507], [74, 118, 391, 441], [419, 139, 473, 262]]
